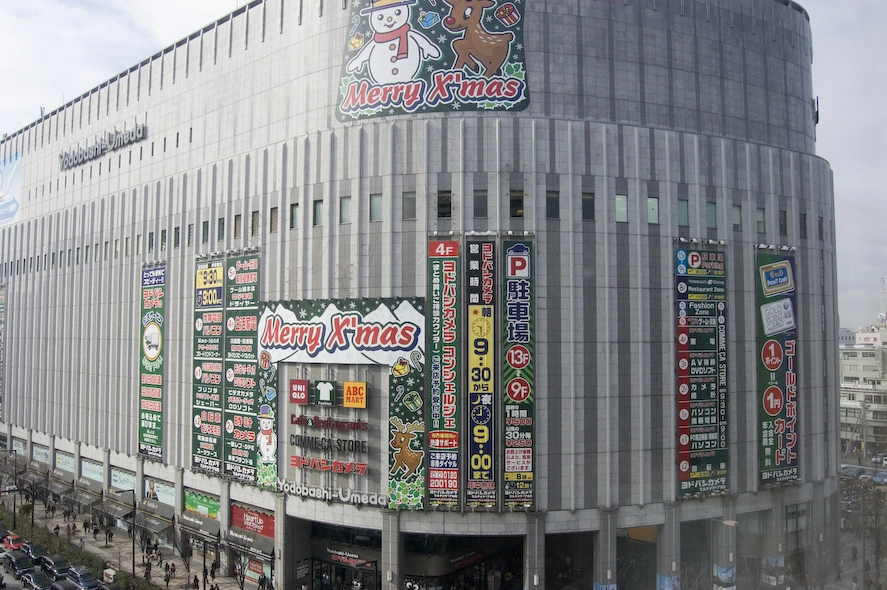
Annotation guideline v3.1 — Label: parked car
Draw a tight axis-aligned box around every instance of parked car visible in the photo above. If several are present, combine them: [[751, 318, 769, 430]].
[[41, 555, 71, 581], [97, 583, 120, 590], [4, 548, 35, 579], [22, 542, 48, 565], [3, 534, 24, 551], [21, 570, 55, 590], [66, 566, 100, 590], [49, 581, 79, 590]]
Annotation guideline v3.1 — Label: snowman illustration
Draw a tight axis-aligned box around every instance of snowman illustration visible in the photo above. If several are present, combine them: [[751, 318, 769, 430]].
[[257, 404, 278, 464], [347, 0, 441, 85]]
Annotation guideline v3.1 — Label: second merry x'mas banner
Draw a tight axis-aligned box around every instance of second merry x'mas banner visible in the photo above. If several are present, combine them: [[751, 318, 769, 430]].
[[139, 266, 166, 460], [257, 298, 426, 509], [756, 254, 799, 484], [337, 0, 529, 120]]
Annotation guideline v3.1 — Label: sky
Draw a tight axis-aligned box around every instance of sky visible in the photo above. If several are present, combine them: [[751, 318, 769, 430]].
[[0, 0, 883, 329]]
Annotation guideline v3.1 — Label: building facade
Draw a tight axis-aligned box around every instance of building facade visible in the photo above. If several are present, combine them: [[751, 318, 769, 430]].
[[0, 0, 839, 588]]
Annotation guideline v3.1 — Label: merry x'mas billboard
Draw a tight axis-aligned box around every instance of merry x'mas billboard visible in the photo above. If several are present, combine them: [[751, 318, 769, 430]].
[[337, 0, 529, 120], [258, 298, 427, 509]]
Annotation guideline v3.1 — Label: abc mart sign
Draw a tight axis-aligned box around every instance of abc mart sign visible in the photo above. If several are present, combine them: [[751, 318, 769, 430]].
[[58, 124, 148, 171]]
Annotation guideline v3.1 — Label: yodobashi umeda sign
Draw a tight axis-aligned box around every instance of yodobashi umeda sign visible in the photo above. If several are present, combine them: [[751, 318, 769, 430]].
[[59, 124, 147, 171]]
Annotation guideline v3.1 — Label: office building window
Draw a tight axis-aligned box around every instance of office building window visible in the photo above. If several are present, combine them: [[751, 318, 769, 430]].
[[546, 191, 560, 219], [757, 208, 766, 233], [290, 203, 299, 229], [136, 235, 141, 255], [148, 232, 155, 253], [647, 197, 659, 224], [313, 200, 324, 226], [732, 205, 742, 230], [678, 199, 689, 226], [615, 194, 628, 223], [510, 190, 524, 218], [403, 191, 416, 220], [202, 220, 210, 243], [104, 241, 110, 260], [251, 210, 260, 236], [218, 218, 225, 240], [160, 229, 167, 251], [187, 224, 194, 246], [234, 214, 242, 239], [800, 213, 807, 239], [581, 192, 595, 221], [340, 196, 352, 224], [174, 227, 180, 249], [706, 202, 717, 229], [779, 209, 788, 236], [437, 190, 452, 219], [370, 193, 383, 222], [125, 237, 130, 257], [818, 216, 824, 240], [474, 190, 487, 218], [270, 207, 279, 233]]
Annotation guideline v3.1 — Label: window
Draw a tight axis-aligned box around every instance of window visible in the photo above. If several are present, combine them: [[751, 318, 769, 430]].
[[678, 199, 689, 226], [270, 207, 279, 233], [509, 190, 524, 218], [251, 211, 260, 236], [757, 208, 766, 233], [174, 227, 180, 249], [218, 218, 225, 240], [437, 190, 452, 219], [647, 197, 659, 224], [95, 244, 100, 262], [473, 190, 487, 218], [818, 216, 824, 240], [313, 200, 324, 226], [202, 221, 210, 244], [234, 215, 242, 239], [136, 235, 141, 255], [104, 241, 110, 260], [148, 232, 155, 253], [800, 213, 807, 239], [188, 224, 194, 246], [779, 209, 788, 236], [615, 194, 628, 223], [340, 196, 352, 224], [370, 193, 383, 222], [160, 229, 167, 251], [581, 192, 595, 220], [125, 237, 130, 257], [705, 202, 717, 229], [546, 191, 560, 219], [403, 191, 416, 220], [732, 205, 742, 230], [290, 203, 299, 229]]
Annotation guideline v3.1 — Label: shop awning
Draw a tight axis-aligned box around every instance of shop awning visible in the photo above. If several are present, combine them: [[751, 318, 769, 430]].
[[74, 490, 101, 509], [48, 479, 73, 496], [226, 527, 274, 558], [178, 511, 221, 539], [76, 477, 104, 495], [135, 514, 172, 535], [99, 502, 133, 520]]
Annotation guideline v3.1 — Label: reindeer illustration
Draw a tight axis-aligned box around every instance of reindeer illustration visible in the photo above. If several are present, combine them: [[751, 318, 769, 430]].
[[442, 0, 514, 78], [389, 416, 425, 478]]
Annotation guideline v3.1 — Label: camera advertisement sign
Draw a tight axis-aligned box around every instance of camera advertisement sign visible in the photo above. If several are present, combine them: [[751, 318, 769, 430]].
[[427, 240, 461, 507], [757, 254, 799, 484], [139, 266, 166, 461], [337, 0, 529, 120], [675, 249, 728, 496]]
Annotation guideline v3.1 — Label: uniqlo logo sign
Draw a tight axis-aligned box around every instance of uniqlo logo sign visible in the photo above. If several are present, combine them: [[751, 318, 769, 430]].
[[290, 379, 309, 405]]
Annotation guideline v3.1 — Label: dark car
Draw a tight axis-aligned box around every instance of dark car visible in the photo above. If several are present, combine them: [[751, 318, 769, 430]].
[[4, 549, 35, 579], [50, 582, 79, 590], [22, 570, 54, 590], [22, 542, 48, 565], [65, 566, 100, 590], [41, 555, 71, 580], [97, 583, 120, 590]]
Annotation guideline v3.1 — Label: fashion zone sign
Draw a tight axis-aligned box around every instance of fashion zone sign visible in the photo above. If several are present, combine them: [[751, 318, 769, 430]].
[[58, 124, 147, 171]]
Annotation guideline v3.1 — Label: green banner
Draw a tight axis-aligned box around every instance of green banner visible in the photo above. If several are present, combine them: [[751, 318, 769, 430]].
[[502, 241, 534, 507], [139, 266, 166, 460], [193, 259, 225, 474], [427, 240, 461, 507], [756, 254, 799, 484]]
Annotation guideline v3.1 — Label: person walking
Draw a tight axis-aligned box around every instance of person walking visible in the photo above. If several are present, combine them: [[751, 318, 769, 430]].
[[853, 545, 859, 563], [193, 574, 200, 590], [170, 563, 176, 579], [164, 562, 170, 578], [164, 572, 170, 589]]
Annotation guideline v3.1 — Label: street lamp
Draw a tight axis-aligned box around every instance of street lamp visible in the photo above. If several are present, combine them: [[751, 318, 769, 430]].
[[115, 489, 137, 589]]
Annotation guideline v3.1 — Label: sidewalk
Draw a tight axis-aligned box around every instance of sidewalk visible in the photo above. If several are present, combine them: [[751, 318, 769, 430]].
[[825, 527, 880, 590], [37, 506, 253, 590]]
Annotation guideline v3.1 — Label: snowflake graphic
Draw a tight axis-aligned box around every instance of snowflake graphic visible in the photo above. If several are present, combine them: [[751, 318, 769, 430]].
[[486, 15, 493, 22], [452, 103, 461, 110], [515, 43, 523, 51], [437, 35, 448, 43]]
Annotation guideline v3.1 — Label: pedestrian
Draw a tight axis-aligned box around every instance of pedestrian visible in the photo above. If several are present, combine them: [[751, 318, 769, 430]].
[[93, 525, 98, 540], [108, 530, 113, 543], [259, 572, 267, 590], [164, 572, 170, 589], [157, 550, 163, 566], [165, 562, 170, 577], [853, 545, 859, 562], [193, 575, 200, 590], [72, 521, 77, 535], [53, 524, 59, 535], [203, 565, 209, 583], [170, 563, 176, 579], [78, 538, 84, 549], [854, 573, 859, 590], [211, 560, 217, 580]]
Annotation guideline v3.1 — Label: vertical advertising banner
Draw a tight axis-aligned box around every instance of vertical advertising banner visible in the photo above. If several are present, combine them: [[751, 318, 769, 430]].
[[0, 154, 22, 226], [427, 240, 461, 507], [224, 254, 266, 485], [502, 241, 534, 507], [193, 258, 225, 474], [337, 0, 529, 121], [675, 249, 728, 496], [466, 240, 496, 506], [756, 254, 799, 484], [139, 266, 166, 460]]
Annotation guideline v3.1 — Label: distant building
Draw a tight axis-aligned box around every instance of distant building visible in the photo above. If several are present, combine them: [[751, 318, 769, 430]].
[[840, 326, 887, 456]]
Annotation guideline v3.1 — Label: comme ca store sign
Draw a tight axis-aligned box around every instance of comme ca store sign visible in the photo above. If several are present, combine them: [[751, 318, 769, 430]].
[[58, 124, 148, 171]]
